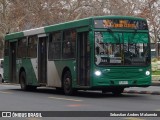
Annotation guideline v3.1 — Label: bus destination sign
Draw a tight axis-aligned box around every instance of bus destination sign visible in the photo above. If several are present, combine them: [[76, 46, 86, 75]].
[[94, 19, 148, 30]]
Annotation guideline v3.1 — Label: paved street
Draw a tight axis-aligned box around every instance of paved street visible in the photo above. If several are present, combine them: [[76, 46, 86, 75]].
[[0, 84, 160, 120]]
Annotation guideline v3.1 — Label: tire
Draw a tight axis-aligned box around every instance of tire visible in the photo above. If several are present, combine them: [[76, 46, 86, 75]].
[[28, 86, 37, 91], [63, 71, 74, 95], [20, 71, 28, 90], [102, 90, 108, 94], [0, 74, 3, 83], [112, 88, 124, 95], [2, 79, 4, 83]]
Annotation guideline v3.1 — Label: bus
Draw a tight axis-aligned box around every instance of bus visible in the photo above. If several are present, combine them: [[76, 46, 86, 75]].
[[3, 16, 151, 95]]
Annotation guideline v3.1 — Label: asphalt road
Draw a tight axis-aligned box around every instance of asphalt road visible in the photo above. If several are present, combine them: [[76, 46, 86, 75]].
[[0, 84, 160, 120]]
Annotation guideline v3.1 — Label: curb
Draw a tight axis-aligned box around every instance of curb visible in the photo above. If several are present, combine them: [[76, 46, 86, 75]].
[[152, 80, 160, 86], [152, 83, 160, 86], [123, 90, 160, 95]]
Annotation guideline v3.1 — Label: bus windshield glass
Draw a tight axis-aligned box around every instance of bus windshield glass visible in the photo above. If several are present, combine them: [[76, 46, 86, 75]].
[[95, 32, 150, 66]]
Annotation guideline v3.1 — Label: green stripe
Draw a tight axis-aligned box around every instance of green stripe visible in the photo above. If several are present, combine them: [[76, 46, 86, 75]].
[[5, 32, 24, 41], [93, 16, 146, 21], [44, 18, 91, 33]]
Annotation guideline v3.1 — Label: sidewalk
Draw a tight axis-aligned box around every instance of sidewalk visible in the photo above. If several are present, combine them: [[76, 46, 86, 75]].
[[124, 75, 160, 95], [152, 75, 160, 86]]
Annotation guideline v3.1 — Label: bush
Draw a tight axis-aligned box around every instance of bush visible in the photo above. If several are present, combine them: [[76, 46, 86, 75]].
[[152, 58, 158, 62]]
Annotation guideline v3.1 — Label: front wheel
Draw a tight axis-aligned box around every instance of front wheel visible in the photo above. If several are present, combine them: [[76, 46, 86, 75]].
[[63, 71, 74, 95], [112, 88, 124, 95], [0, 74, 3, 83]]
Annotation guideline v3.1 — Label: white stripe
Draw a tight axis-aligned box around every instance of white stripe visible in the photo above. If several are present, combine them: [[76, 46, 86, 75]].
[[38, 34, 47, 37], [0, 91, 13, 94], [47, 61, 61, 87], [31, 58, 38, 80], [48, 97, 83, 102], [23, 27, 45, 36]]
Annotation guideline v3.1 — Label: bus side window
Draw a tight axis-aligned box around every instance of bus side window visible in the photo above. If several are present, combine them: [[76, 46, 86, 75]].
[[63, 30, 76, 59], [17, 38, 27, 58], [49, 32, 61, 59], [28, 36, 37, 58]]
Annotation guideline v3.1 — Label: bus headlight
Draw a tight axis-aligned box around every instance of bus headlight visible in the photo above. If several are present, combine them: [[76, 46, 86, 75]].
[[95, 70, 102, 76], [145, 71, 150, 76]]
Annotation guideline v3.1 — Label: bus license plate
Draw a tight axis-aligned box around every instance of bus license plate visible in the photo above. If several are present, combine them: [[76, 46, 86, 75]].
[[119, 81, 128, 85]]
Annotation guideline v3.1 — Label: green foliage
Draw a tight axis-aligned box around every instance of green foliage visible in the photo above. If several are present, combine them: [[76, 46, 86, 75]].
[[151, 58, 158, 62], [152, 70, 160, 75]]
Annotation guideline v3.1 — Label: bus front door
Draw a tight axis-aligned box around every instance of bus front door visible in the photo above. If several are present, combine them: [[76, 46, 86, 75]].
[[77, 32, 90, 86], [38, 36, 47, 85]]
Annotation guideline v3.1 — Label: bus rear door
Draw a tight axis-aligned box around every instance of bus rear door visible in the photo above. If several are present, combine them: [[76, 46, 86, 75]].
[[38, 34, 48, 85]]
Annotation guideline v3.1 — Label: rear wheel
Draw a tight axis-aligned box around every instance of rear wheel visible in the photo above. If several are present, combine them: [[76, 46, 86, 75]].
[[20, 71, 28, 90], [63, 71, 74, 95]]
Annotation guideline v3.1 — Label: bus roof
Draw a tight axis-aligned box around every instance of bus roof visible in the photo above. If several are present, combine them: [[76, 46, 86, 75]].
[[5, 16, 146, 41]]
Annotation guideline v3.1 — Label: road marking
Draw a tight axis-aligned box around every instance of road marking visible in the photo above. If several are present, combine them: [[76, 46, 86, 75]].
[[124, 117, 145, 120], [66, 104, 88, 107], [0, 91, 13, 94], [48, 97, 83, 102], [27, 118, 41, 120]]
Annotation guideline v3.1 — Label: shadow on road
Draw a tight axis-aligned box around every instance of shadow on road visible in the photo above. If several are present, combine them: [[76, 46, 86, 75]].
[[8, 87, 143, 99]]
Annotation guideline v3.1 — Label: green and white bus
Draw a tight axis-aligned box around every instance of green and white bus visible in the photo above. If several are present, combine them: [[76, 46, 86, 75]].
[[3, 16, 151, 95]]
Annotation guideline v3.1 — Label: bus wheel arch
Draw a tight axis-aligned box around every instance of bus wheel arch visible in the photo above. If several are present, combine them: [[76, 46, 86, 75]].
[[19, 68, 37, 91]]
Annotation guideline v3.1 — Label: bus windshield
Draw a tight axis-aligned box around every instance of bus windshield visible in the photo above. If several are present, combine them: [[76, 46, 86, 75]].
[[95, 32, 150, 66]]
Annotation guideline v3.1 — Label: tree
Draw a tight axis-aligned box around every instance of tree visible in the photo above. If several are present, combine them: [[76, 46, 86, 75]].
[[0, 0, 159, 58], [138, 0, 160, 57]]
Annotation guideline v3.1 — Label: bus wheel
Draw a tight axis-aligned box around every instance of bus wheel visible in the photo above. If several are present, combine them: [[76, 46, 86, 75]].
[[20, 71, 28, 90], [63, 71, 73, 95], [28, 86, 37, 91], [0, 74, 3, 83], [102, 90, 108, 94], [112, 88, 124, 95]]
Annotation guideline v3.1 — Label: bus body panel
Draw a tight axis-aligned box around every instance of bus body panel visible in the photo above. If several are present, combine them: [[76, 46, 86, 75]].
[[47, 60, 76, 87], [91, 66, 151, 88], [47, 60, 61, 87], [16, 58, 38, 86]]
